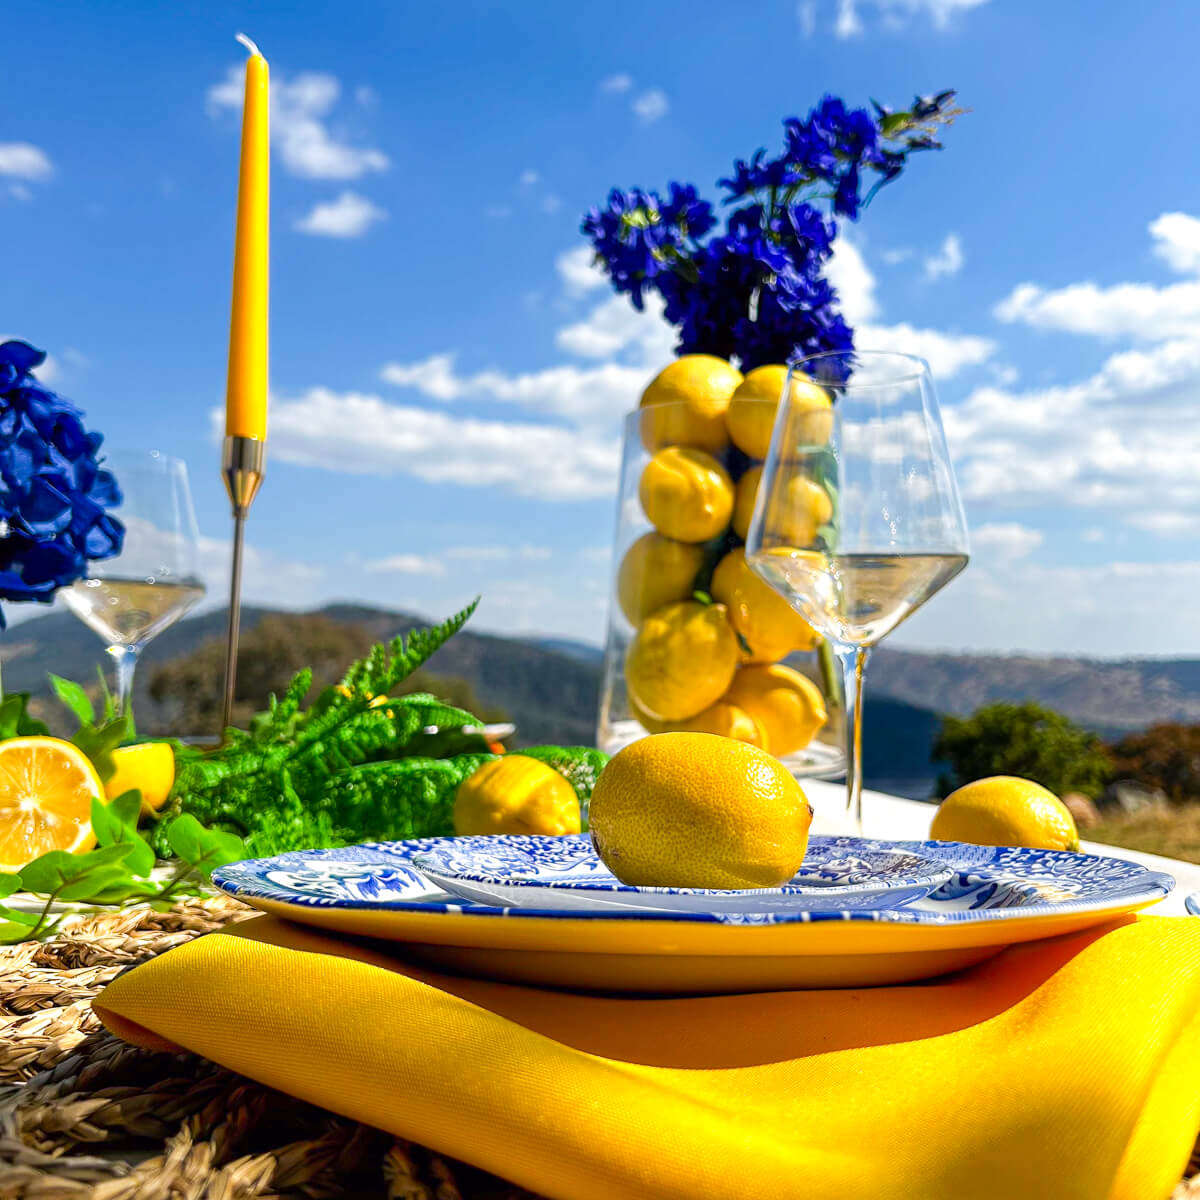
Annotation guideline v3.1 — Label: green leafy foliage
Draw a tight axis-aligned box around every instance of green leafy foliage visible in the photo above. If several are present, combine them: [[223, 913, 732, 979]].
[[0, 692, 50, 740], [1106, 724, 1200, 805], [933, 702, 1113, 800], [45, 671, 134, 783]]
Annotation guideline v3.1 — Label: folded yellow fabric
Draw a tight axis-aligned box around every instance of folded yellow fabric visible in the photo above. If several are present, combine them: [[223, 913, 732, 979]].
[[95, 914, 1200, 1200]]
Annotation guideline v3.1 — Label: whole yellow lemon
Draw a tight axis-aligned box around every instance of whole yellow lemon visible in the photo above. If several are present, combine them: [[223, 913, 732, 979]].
[[589, 732, 814, 888], [711, 547, 821, 663], [639, 355, 743, 453], [454, 755, 581, 837], [930, 776, 1080, 851], [625, 600, 740, 722], [106, 742, 176, 815], [616, 532, 704, 626], [725, 367, 832, 459], [628, 692, 671, 734], [639, 447, 734, 544], [732, 464, 762, 541], [724, 663, 828, 757], [667, 699, 765, 747]]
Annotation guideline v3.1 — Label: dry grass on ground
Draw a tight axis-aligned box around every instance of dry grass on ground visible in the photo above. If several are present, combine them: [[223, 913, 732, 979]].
[[1088, 805, 1200, 865]]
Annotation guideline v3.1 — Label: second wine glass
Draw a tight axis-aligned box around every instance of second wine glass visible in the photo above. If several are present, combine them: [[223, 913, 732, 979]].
[[60, 450, 205, 718], [745, 351, 969, 834]]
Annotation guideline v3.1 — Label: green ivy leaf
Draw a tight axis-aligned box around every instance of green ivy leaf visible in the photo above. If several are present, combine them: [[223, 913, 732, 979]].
[[18, 844, 135, 899], [0, 693, 49, 740], [49, 674, 95, 727], [90, 792, 155, 877], [72, 714, 132, 783], [0, 874, 23, 899], [166, 814, 245, 876]]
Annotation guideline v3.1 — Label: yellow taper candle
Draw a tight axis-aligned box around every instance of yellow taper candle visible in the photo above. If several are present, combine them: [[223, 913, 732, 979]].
[[224, 33, 269, 441]]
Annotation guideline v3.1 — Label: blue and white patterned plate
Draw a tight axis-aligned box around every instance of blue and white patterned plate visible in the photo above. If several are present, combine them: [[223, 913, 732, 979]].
[[213, 835, 1173, 928], [410, 836, 952, 912]]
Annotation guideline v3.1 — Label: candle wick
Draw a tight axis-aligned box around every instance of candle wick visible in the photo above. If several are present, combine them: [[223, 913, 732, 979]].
[[235, 32, 264, 59]]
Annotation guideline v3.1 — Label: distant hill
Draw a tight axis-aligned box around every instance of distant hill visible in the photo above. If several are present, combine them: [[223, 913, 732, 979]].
[[8, 602, 1200, 796]]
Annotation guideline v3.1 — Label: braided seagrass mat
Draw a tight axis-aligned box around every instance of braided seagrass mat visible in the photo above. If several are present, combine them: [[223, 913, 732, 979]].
[[1, 900, 1199, 1200], [0, 897, 541, 1200]]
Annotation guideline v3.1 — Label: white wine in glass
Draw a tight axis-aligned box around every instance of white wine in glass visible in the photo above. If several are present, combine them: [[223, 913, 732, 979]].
[[746, 352, 969, 834], [60, 451, 205, 718]]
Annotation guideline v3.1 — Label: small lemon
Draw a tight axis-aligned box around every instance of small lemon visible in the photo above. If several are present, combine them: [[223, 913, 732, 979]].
[[639, 355, 743, 453], [616, 532, 704, 626], [726, 367, 832, 459], [454, 755, 581, 837], [668, 700, 765, 747], [625, 600, 740, 722], [732, 465, 762, 541], [589, 732, 814, 888], [106, 742, 176, 816], [711, 548, 821, 664], [930, 776, 1080, 852], [628, 692, 671, 734], [639, 447, 734, 544], [724, 663, 827, 757]]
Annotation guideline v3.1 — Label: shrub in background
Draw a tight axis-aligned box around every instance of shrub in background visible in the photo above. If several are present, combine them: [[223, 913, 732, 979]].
[[933, 701, 1112, 799], [1106, 723, 1200, 805]]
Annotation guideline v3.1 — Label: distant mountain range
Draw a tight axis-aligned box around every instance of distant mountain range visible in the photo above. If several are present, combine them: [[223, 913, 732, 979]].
[[7, 603, 1199, 799]]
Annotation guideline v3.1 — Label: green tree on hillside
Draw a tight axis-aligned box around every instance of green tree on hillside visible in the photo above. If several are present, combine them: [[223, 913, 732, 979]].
[[1107, 723, 1200, 804], [933, 702, 1112, 799]]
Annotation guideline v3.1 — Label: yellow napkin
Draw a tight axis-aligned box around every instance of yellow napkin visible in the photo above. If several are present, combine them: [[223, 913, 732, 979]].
[[95, 914, 1200, 1200]]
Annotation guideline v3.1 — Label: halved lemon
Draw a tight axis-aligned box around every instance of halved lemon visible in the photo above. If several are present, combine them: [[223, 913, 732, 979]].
[[0, 737, 102, 872]]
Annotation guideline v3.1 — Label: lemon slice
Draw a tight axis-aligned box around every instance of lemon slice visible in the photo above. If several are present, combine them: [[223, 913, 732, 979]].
[[0, 736, 102, 872]]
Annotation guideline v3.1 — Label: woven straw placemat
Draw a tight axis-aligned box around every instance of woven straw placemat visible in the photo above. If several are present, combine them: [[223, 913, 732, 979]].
[[0, 898, 540, 1199], [1, 899, 1198, 1200]]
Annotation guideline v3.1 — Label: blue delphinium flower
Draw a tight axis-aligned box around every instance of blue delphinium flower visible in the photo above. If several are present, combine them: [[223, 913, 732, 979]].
[[582, 89, 958, 369], [0, 341, 124, 627]]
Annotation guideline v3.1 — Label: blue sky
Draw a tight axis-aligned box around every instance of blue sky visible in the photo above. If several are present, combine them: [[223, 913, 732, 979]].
[[4, 0, 1200, 656]]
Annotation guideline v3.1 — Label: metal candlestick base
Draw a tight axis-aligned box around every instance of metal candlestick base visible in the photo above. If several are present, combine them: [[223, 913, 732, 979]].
[[220, 435, 266, 734]]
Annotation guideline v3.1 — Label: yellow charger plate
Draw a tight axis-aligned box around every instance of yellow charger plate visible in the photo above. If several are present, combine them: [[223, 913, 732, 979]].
[[213, 836, 1174, 994]]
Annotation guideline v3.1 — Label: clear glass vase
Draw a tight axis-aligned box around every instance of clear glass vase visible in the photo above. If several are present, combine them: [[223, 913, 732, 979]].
[[597, 401, 846, 802]]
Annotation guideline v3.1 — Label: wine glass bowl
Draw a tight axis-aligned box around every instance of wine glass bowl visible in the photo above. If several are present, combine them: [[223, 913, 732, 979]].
[[60, 450, 205, 717], [745, 351, 969, 832]]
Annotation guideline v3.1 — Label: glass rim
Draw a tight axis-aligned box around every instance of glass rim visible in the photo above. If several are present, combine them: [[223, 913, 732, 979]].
[[788, 349, 932, 389]]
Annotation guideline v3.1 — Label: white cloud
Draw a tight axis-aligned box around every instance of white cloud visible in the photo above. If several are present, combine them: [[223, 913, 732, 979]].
[[380, 353, 650, 429], [541, 194, 562, 215], [797, 0, 818, 36], [1151, 212, 1200, 274], [835, 0, 865, 35], [520, 168, 540, 186], [970, 522, 1044, 562], [632, 89, 669, 124], [554, 292, 675, 364], [556, 246, 606, 294], [365, 553, 445, 575], [829, 0, 985, 34], [881, 247, 914, 265], [295, 191, 387, 238], [444, 544, 551, 562], [355, 85, 379, 108], [994, 212, 1200, 341], [599, 73, 633, 93], [923, 233, 964, 281], [0, 143, 53, 181], [7, 183, 33, 203], [247, 388, 620, 500], [208, 66, 388, 180], [825, 239, 994, 378]]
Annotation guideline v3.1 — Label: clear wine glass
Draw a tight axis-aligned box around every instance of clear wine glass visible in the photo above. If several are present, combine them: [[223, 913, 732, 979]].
[[745, 351, 969, 834], [60, 450, 205, 718]]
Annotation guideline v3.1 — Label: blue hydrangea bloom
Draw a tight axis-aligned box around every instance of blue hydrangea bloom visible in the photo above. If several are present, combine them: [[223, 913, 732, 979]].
[[581, 89, 956, 371], [0, 341, 124, 626]]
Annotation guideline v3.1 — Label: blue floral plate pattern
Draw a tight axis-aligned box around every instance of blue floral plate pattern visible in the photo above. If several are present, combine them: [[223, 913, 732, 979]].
[[410, 836, 952, 912], [213, 835, 1173, 928]]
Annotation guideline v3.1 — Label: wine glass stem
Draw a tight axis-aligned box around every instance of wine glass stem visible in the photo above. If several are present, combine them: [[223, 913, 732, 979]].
[[106, 644, 140, 720], [838, 645, 870, 835]]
